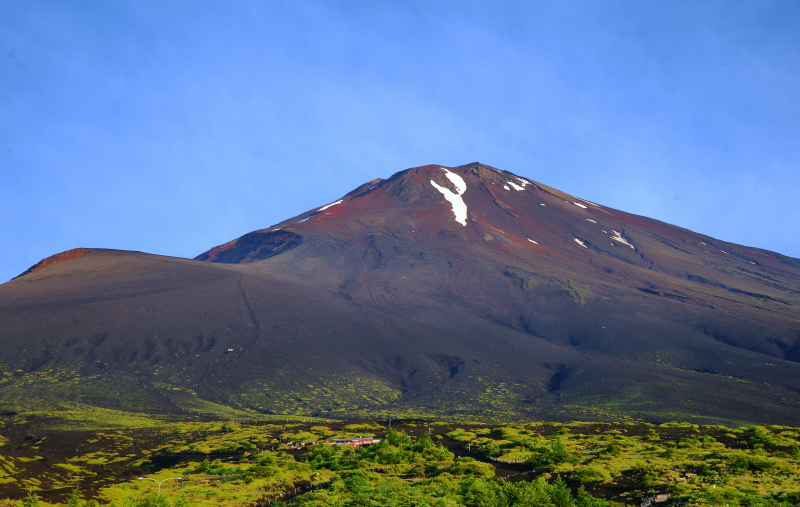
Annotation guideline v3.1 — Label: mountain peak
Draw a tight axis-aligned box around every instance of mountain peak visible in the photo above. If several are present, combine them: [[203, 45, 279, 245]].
[[194, 162, 608, 265], [195, 162, 797, 314]]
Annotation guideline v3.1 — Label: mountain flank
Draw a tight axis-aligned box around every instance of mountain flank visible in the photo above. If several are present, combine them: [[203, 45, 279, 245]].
[[2, 163, 799, 424]]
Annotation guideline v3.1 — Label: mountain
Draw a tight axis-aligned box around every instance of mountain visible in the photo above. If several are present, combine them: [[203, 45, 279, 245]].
[[2, 163, 799, 424]]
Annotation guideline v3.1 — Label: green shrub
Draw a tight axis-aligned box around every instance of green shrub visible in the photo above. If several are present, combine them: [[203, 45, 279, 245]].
[[526, 440, 581, 468], [575, 466, 613, 483]]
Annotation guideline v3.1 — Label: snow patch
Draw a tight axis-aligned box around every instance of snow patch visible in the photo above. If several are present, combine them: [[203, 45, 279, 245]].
[[507, 180, 525, 191], [610, 230, 634, 249], [575, 197, 601, 207], [574, 238, 587, 249], [573, 202, 588, 209], [700, 242, 707, 245], [503, 185, 511, 190], [444, 169, 467, 193], [527, 238, 539, 245], [297, 217, 310, 223], [317, 200, 343, 212], [586, 219, 597, 223], [540, 203, 545, 206], [430, 169, 469, 226], [750, 261, 756, 265]]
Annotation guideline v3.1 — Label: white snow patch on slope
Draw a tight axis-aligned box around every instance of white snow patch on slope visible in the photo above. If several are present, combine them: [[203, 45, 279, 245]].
[[503, 185, 511, 190], [430, 169, 468, 226], [574, 238, 587, 248], [317, 200, 343, 212], [575, 197, 601, 207], [586, 219, 597, 223], [507, 180, 525, 191], [527, 238, 539, 245], [610, 230, 634, 249], [444, 169, 467, 193], [573, 202, 588, 209]]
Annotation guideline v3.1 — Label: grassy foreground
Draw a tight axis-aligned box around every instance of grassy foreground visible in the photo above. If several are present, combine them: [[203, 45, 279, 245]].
[[1, 413, 800, 506]]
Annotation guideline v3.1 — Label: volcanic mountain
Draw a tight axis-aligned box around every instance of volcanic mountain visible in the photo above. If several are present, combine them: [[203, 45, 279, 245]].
[[2, 163, 799, 424]]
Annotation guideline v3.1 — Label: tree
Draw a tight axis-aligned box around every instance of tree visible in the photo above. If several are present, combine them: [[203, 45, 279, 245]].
[[21, 492, 40, 507], [66, 489, 84, 507], [548, 477, 574, 507], [412, 431, 434, 451]]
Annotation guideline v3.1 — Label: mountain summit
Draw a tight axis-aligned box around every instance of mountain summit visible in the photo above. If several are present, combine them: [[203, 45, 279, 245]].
[[2, 163, 799, 424]]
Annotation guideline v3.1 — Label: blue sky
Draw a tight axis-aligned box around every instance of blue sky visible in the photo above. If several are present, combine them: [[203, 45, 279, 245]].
[[2, 1, 799, 283]]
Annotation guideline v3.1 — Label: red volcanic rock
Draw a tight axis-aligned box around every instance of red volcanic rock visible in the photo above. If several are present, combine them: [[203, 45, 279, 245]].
[[13, 248, 98, 279]]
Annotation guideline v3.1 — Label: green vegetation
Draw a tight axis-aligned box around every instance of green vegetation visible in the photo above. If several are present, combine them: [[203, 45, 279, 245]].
[[2, 360, 792, 428], [2, 417, 800, 506]]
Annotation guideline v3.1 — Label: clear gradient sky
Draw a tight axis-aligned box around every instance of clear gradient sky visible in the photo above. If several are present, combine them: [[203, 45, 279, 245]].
[[2, 1, 799, 283]]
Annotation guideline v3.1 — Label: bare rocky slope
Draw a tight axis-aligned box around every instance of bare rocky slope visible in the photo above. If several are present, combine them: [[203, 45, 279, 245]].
[[1, 163, 799, 424]]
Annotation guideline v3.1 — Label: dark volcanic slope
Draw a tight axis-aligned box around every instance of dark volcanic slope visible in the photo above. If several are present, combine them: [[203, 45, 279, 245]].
[[2, 163, 800, 424]]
